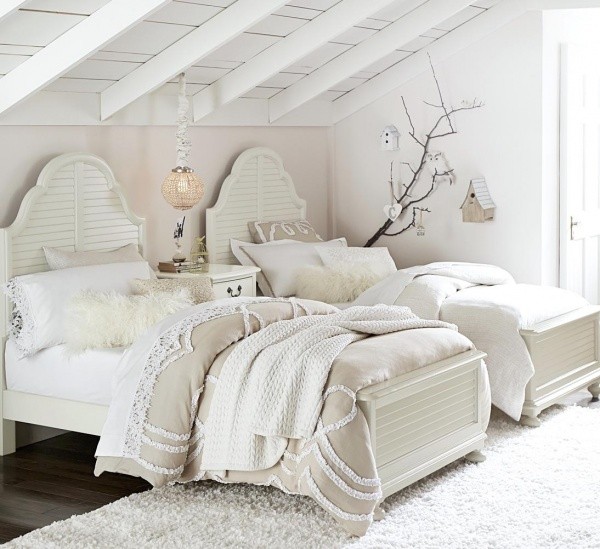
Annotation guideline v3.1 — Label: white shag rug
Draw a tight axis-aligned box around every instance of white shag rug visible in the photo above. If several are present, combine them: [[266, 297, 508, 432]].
[[6, 405, 600, 549]]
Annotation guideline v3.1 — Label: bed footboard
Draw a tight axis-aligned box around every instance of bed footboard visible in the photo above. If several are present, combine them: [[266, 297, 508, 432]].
[[356, 349, 487, 499], [519, 305, 600, 425]]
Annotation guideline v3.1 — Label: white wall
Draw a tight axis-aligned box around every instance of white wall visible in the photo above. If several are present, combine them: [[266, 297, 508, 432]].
[[334, 12, 545, 283]]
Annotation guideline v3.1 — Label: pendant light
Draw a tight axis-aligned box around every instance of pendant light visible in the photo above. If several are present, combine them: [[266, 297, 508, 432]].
[[161, 73, 204, 210]]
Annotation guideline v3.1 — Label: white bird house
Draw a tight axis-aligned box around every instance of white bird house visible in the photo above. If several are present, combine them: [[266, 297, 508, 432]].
[[460, 178, 496, 222], [380, 125, 400, 151]]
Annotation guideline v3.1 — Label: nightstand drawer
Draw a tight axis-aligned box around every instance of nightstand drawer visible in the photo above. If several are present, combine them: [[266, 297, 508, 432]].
[[212, 276, 255, 299]]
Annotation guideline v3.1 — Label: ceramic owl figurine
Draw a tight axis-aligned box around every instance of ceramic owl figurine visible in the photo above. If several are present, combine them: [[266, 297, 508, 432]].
[[425, 151, 455, 185]]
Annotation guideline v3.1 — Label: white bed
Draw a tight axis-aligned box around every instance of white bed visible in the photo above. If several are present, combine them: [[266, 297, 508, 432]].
[[5, 339, 123, 406], [1, 151, 489, 517], [0, 152, 145, 452], [207, 146, 600, 428]]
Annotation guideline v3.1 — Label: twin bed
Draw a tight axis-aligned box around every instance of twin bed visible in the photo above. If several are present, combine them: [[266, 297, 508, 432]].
[[0, 149, 598, 535]]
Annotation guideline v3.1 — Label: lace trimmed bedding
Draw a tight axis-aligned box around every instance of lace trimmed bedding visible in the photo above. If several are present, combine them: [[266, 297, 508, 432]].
[[95, 297, 473, 536]]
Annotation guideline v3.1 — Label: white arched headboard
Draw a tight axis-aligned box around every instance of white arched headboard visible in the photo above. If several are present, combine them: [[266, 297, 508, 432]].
[[206, 147, 306, 264], [0, 152, 145, 336]]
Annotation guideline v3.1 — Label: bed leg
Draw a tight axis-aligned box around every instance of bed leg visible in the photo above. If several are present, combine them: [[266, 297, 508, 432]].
[[373, 503, 386, 521], [588, 382, 600, 403], [520, 415, 541, 428], [464, 450, 486, 463], [0, 419, 16, 455]]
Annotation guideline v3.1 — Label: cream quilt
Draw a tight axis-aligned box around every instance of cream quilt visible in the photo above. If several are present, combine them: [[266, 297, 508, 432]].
[[95, 297, 474, 536]]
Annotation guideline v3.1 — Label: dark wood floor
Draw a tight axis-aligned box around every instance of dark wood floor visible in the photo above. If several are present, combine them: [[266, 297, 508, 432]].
[[0, 432, 149, 543]]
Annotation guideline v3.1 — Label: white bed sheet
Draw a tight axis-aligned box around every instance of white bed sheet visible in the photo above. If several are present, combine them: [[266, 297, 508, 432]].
[[5, 339, 124, 406]]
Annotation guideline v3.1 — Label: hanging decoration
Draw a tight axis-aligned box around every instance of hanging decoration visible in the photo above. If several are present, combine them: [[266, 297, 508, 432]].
[[161, 73, 205, 210], [364, 55, 483, 247]]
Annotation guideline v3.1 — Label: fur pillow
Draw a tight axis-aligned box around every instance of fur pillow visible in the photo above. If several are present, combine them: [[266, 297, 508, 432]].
[[132, 277, 214, 304], [295, 263, 386, 303], [65, 289, 193, 352]]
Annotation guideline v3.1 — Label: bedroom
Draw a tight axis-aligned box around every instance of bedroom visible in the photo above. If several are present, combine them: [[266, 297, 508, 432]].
[[0, 0, 599, 547]]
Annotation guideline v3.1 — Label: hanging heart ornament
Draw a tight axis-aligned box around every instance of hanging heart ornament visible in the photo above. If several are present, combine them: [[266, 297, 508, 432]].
[[383, 203, 402, 221]]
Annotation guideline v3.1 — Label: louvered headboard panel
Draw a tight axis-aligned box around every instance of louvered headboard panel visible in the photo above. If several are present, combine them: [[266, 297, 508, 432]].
[[0, 152, 145, 336], [206, 147, 306, 264]]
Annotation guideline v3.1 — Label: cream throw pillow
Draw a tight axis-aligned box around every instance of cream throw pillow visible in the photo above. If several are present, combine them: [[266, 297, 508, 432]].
[[43, 243, 144, 270], [296, 264, 386, 303], [132, 277, 214, 304], [65, 289, 193, 352], [248, 220, 323, 243], [241, 238, 346, 297], [317, 246, 397, 277]]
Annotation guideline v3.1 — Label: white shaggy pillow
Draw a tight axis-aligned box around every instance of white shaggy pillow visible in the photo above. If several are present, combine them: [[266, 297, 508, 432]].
[[65, 289, 193, 352], [295, 263, 386, 303], [317, 246, 397, 277]]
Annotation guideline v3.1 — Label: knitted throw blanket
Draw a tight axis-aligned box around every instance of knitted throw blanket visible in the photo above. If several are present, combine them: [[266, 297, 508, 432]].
[[200, 304, 454, 472]]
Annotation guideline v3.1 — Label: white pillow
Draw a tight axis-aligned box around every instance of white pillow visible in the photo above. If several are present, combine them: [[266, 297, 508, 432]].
[[65, 289, 193, 352], [317, 246, 397, 277], [230, 238, 297, 296], [3, 261, 155, 358], [241, 238, 347, 297], [43, 243, 144, 270], [296, 264, 385, 303]]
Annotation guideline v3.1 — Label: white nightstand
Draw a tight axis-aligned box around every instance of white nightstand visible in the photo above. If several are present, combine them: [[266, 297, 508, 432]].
[[156, 264, 261, 299]]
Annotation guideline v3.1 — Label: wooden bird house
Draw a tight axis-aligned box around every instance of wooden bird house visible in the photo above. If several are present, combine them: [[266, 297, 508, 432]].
[[460, 178, 495, 223]]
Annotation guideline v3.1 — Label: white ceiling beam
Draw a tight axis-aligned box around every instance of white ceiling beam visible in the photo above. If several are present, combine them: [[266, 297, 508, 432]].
[[0, 0, 169, 117], [192, 0, 400, 121], [332, 0, 525, 123], [268, 0, 474, 123], [101, 0, 288, 121], [0, 0, 29, 23]]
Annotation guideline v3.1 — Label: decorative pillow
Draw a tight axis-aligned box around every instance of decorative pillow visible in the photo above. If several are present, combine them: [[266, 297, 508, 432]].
[[241, 238, 347, 297], [230, 238, 297, 296], [296, 263, 386, 303], [317, 246, 397, 277], [132, 277, 215, 304], [43, 243, 143, 270], [65, 289, 193, 352], [248, 220, 323, 244], [3, 261, 155, 358]]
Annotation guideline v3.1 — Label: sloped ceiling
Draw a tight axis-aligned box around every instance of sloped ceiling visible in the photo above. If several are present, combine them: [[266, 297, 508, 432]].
[[0, 0, 507, 124]]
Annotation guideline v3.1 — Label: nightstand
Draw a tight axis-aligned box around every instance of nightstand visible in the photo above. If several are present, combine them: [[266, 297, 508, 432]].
[[156, 264, 261, 299]]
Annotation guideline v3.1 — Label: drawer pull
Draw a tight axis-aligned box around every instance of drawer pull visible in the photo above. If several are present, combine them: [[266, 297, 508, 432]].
[[227, 284, 243, 298]]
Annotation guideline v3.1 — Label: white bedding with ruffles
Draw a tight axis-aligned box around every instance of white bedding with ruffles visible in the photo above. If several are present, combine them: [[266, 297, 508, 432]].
[[354, 262, 588, 419], [201, 304, 454, 472]]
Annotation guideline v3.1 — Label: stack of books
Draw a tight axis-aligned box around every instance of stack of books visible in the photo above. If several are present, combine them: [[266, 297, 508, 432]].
[[157, 261, 206, 274]]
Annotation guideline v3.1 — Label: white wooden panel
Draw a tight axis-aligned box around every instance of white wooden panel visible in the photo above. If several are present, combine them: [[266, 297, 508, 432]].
[[290, 42, 352, 72], [274, 5, 321, 20], [260, 72, 304, 89], [25, 0, 111, 15], [247, 14, 307, 37], [204, 33, 280, 63], [400, 35, 436, 52], [206, 147, 306, 264], [0, 11, 85, 47], [92, 51, 153, 63], [45, 78, 114, 93], [435, 6, 484, 30], [148, 2, 222, 26], [172, 66, 231, 85], [329, 76, 367, 92], [0, 45, 41, 56], [0, 1, 28, 24], [0, 55, 28, 75], [289, 0, 339, 10], [64, 60, 140, 80], [332, 26, 377, 45], [370, 0, 428, 23], [242, 87, 282, 99], [106, 21, 194, 55]]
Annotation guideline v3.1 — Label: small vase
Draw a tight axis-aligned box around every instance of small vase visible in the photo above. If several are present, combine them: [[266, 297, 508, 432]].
[[172, 238, 186, 263]]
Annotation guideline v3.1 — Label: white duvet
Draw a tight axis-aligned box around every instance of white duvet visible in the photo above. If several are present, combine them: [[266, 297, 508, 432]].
[[354, 262, 588, 419]]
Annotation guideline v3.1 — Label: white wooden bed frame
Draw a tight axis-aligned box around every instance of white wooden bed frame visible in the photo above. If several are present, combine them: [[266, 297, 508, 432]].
[[0, 152, 145, 455], [0, 150, 488, 507], [206, 146, 600, 432], [206, 147, 489, 502]]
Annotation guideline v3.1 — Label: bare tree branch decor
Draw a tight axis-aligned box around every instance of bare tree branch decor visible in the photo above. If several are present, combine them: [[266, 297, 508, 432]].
[[364, 56, 483, 248]]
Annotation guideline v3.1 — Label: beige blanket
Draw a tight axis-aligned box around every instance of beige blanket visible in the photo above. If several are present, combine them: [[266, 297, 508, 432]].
[[95, 298, 473, 536]]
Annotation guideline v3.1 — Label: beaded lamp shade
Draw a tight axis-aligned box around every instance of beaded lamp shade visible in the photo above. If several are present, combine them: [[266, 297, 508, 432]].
[[162, 167, 204, 211], [162, 73, 204, 210]]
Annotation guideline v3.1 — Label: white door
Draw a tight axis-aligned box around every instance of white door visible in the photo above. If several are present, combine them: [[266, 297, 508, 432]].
[[560, 44, 600, 304]]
